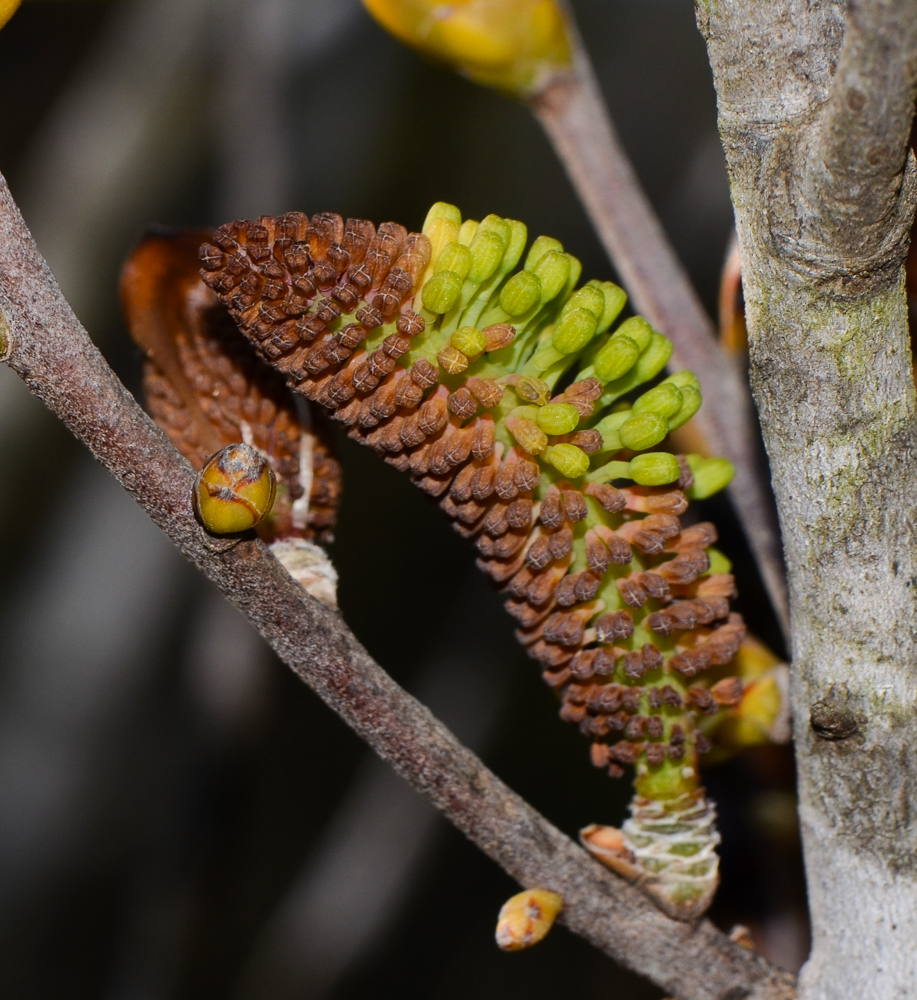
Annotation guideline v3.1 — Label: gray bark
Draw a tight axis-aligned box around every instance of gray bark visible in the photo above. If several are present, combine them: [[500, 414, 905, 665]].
[[697, 2, 917, 997]]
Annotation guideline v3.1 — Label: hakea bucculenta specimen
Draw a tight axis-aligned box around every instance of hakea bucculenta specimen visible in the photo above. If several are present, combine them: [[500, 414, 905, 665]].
[[196, 202, 748, 918], [121, 231, 342, 606]]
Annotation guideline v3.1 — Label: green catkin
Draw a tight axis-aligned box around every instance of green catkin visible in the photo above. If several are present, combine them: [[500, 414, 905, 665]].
[[198, 203, 745, 919]]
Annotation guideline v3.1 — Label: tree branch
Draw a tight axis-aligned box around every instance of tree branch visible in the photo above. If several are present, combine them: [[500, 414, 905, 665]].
[[0, 172, 794, 1000], [809, 0, 917, 260], [698, 2, 917, 997], [529, 22, 789, 639]]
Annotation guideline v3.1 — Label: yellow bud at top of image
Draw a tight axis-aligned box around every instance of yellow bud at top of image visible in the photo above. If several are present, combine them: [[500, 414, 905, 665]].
[[0, 0, 22, 32], [362, 0, 572, 95]]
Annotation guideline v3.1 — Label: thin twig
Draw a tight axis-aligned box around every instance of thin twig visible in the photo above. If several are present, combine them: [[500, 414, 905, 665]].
[[529, 20, 789, 639], [0, 172, 794, 1000]]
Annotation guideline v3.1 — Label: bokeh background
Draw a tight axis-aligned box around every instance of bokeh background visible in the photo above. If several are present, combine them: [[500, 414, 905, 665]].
[[0, 2, 804, 998]]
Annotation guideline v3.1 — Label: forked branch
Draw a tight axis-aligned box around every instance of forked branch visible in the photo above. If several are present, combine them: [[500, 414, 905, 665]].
[[0, 172, 794, 1000]]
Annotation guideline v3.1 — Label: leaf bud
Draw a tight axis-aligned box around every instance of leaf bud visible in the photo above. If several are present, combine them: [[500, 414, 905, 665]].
[[628, 452, 681, 486], [536, 402, 580, 436], [632, 382, 683, 420], [422, 271, 464, 313], [195, 443, 276, 534], [544, 443, 590, 478], [552, 306, 598, 354], [499, 269, 542, 315], [619, 412, 669, 452], [594, 335, 640, 381], [451, 326, 487, 357], [686, 455, 736, 499], [495, 889, 563, 952]]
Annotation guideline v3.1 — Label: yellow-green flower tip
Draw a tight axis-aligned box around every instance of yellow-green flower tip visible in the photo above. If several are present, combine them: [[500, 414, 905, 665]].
[[467, 230, 506, 283], [552, 306, 597, 355], [451, 326, 487, 356], [509, 416, 548, 454], [628, 452, 681, 486], [595, 282, 627, 332], [532, 250, 572, 303], [619, 412, 668, 452], [613, 315, 653, 353], [362, 0, 573, 96], [0, 0, 21, 32], [422, 271, 464, 313], [632, 382, 683, 420], [544, 443, 590, 478], [668, 384, 702, 430], [525, 235, 564, 269], [594, 335, 640, 382], [499, 269, 541, 315], [686, 455, 736, 499], [536, 402, 579, 435], [195, 443, 276, 534], [434, 241, 473, 280]]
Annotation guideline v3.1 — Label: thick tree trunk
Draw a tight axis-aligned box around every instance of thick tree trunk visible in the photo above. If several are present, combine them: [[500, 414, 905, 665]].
[[697, 2, 917, 997]]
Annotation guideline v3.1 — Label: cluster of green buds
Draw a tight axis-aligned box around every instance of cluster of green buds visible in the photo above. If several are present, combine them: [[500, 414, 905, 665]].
[[196, 201, 771, 919]]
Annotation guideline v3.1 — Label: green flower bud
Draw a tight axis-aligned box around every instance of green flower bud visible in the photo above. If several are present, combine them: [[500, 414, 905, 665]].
[[434, 241, 473, 281], [502, 219, 529, 273], [686, 455, 736, 499], [525, 235, 564, 270], [552, 306, 598, 354], [631, 331, 673, 383], [532, 251, 572, 304], [594, 408, 631, 451], [467, 230, 506, 283], [663, 370, 701, 392], [451, 326, 487, 356], [563, 283, 606, 321], [594, 335, 640, 381], [595, 281, 627, 332], [527, 344, 564, 373], [499, 269, 541, 315], [458, 218, 479, 245], [613, 316, 653, 353], [544, 443, 590, 479], [423, 201, 462, 232], [422, 271, 464, 313], [628, 452, 681, 485], [477, 213, 512, 245], [632, 382, 683, 420], [536, 402, 580, 435], [619, 412, 669, 451], [667, 385, 702, 430]]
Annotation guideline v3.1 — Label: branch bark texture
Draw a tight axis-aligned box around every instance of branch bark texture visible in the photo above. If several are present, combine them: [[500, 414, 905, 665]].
[[697, 2, 917, 997], [0, 173, 793, 1000], [530, 33, 789, 638]]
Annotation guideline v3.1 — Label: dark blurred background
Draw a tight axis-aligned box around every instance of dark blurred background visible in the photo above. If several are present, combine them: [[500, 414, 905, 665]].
[[0, 2, 805, 998]]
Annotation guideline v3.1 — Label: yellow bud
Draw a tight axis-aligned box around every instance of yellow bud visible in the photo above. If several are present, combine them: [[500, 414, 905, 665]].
[[194, 443, 276, 534], [508, 415, 548, 455], [437, 345, 470, 374], [495, 889, 563, 951], [0, 0, 22, 31], [363, 0, 573, 96], [450, 326, 487, 357], [543, 443, 590, 479]]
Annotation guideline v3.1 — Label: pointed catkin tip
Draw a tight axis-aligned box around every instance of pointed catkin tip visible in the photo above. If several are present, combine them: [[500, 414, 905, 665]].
[[362, 0, 573, 96], [495, 889, 563, 951]]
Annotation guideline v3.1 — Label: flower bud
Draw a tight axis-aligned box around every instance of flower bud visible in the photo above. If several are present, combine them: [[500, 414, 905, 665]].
[[0, 0, 21, 31], [525, 234, 564, 269], [434, 241, 473, 281], [362, 0, 573, 97], [195, 443, 276, 534], [594, 335, 640, 382], [495, 889, 563, 951], [563, 283, 606, 321], [552, 306, 597, 355], [422, 271, 464, 313], [628, 452, 681, 486], [499, 269, 541, 315], [613, 315, 653, 352], [619, 412, 668, 452], [595, 281, 627, 333], [536, 402, 580, 436], [686, 455, 736, 499], [467, 230, 506, 283], [668, 384, 702, 430], [451, 326, 487, 357], [544, 443, 590, 478], [508, 416, 548, 454], [532, 250, 572, 304], [632, 382, 683, 420]]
